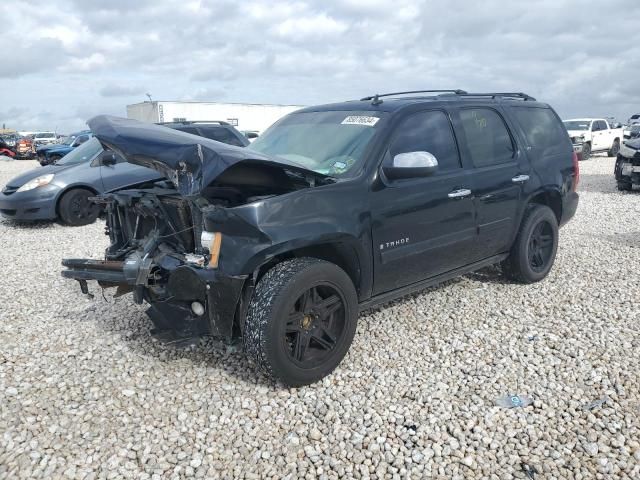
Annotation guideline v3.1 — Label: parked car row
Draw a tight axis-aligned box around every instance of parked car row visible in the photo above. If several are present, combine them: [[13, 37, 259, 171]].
[[0, 121, 250, 224], [37, 130, 93, 166]]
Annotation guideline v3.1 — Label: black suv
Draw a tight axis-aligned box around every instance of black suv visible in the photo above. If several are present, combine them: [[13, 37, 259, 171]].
[[159, 120, 250, 148], [62, 91, 579, 386]]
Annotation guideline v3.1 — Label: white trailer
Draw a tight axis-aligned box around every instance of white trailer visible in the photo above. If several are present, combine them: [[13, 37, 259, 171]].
[[126, 101, 304, 134]]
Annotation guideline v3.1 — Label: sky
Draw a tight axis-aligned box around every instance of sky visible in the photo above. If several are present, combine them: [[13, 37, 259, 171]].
[[1, 0, 639, 133]]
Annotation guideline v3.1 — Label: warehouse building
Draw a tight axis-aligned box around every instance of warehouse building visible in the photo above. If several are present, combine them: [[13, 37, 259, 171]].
[[126, 100, 304, 133]]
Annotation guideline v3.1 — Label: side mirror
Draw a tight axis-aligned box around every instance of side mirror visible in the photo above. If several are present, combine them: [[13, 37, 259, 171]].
[[100, 151, 117, 166], [383, 151, 438, 180]]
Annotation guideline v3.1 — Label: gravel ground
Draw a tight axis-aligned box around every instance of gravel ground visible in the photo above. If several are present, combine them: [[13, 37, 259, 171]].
[[0, 156, 638, 479]]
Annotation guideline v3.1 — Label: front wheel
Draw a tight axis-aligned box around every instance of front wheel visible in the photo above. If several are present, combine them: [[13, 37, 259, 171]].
[[58, 188, 101, 226], [502, 205, 559, 284], [581, 142, 591, 160], [244, 258, 358, 386]]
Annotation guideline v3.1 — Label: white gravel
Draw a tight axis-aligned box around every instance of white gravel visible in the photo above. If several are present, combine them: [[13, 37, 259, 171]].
[[0, 156, 639, 479]]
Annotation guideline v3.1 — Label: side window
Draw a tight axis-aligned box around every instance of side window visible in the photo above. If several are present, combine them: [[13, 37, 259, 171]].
[[205, 128, 245, 147], [598, 120, 608, 131], [459, 108, 514, 167], [388, 110, 461, 172], [75, 135, 89, 146], [591, 122, 600, 132], [511, 107, 568, 153]]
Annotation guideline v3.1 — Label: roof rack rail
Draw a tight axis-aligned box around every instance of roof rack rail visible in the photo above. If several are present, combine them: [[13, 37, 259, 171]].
[[157, 120, 231, 125], [445, 92, 536, 101], [361, 89, 468, 105]]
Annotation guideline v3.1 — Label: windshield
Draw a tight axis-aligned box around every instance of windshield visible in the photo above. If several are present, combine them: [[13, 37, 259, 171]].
[[563, 121, 590, 131], [56, 137, 102, 165], [249, 110, 385, 176]]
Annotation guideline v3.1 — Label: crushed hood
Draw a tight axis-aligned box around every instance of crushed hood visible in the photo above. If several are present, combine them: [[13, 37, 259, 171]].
[[88, 115, 331, 196]]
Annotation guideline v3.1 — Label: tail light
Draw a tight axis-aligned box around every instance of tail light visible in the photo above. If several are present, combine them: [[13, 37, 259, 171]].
[[572, 151, 579, 192]]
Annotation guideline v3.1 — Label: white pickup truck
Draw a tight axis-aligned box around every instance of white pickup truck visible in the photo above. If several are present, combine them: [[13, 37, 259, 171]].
[[563, 118, 623, 160]]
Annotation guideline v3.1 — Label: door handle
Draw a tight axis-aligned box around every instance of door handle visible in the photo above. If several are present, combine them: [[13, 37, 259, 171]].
[[448, 188, 472, 199], [512, 175, 530, 184]]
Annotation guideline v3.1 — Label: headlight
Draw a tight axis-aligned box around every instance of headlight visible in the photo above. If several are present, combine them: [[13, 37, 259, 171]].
[[16, 174, 54, 192], [200, 231, 222, 268]]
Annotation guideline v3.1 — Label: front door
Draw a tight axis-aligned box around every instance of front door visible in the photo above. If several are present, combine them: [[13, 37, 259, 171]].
[[100, 156, 162, 192], [370, 109, 477, 295]]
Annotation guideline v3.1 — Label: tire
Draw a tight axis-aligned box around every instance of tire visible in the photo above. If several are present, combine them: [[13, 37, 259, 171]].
[[608, 139, 620, 157], [617, 182, 632, 191], [502, 205, 559, 284], [57, 188, 101, 226], [581, 142, 591, 160], [244, 257, 358, 387], [48, 154, 62, 164]]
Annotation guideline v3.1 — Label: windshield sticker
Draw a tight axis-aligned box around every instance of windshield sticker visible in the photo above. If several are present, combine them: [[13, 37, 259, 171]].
[[342, 115, 379, 127]]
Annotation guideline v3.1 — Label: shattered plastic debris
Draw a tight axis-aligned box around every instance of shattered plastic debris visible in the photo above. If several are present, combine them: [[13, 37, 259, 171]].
[[495, 394, 534, 408], [521, 462, 539, 479], [584, 396, 609, 411], [527, 334, 539, 342]]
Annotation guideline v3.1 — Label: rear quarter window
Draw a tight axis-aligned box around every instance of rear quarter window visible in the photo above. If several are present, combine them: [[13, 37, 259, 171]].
[[511, 107, 569, 153]]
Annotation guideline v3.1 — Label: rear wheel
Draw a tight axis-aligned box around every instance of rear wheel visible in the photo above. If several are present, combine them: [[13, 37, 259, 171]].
[[608, 139, 620, 157], [617, 182, 632, 191], [58, 188, 100, 226], [244, 258, 358, 386], [581, 142, 591, 160], [502, 205, 559, 284]]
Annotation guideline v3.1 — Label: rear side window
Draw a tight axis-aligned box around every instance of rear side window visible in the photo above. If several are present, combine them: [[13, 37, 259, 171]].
[[389, 110, 461, 172], [458, 108, 514, 167], [200, 127, 245, 147], [511, 107, 569, 153]]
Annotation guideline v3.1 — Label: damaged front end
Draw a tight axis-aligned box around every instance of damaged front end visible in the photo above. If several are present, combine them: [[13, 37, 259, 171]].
[[62, 115, 333, 345], [62, 186, 248, 344]]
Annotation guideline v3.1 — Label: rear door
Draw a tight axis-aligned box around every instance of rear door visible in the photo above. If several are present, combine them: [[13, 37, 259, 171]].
[[370, 109, 477, 295], [451, 106, 525, 259]]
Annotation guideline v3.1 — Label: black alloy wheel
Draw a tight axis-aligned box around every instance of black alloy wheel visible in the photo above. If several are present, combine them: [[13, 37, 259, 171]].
[[502, 204, 559, 284], [244, 257, 358, 386], [285, 284, 346, 368], [527, 221, 554, 273], [582, 142, 591, 160]]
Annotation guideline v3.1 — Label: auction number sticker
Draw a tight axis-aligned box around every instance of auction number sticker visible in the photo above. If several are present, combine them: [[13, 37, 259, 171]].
[[341, 115, 380, 126]]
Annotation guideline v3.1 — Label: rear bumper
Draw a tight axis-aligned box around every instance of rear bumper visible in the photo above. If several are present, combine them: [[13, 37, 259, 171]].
[[560, 191, 579, 227], [0, 188, 59, 220], [61, 258, 248, 340]]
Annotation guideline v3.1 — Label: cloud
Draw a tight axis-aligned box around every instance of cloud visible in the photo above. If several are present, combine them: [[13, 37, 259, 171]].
[[100, 84, 147, 98], [0, 0, 639, 132]]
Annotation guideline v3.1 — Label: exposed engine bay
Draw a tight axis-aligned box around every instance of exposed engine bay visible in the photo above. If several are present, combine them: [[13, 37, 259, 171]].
[[62, 159, 329, 345]]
